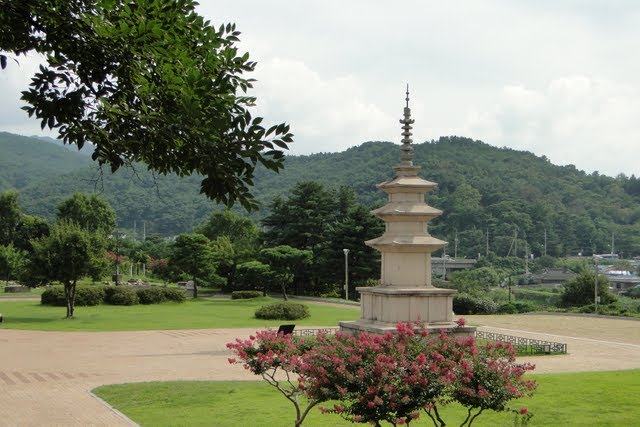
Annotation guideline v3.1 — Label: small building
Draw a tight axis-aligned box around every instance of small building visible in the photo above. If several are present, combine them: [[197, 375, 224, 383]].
[[530, 268, 577, 285]]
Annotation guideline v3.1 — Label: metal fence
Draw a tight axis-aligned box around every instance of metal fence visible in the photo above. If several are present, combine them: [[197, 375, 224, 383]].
[[291, 327, 567, 355], [293, 327, 339, 337], [474, 330, 567, 355]]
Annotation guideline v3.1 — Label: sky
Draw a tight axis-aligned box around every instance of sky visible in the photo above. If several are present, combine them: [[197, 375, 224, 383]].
[[1, 0, 640, 178]]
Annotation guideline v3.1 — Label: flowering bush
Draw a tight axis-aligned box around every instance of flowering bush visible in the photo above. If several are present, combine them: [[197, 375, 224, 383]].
[[227, 323, 537, 427], [226, 329, 319, 427]]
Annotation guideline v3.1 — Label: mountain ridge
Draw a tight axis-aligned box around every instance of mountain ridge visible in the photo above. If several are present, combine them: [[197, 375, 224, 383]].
[[1, 131, 638, 257]]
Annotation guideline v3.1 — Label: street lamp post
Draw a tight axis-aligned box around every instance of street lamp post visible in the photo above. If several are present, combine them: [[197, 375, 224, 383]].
[[593, 256, 599, 314], [343, 248, 350, 301], [115, 230, 121, 286]]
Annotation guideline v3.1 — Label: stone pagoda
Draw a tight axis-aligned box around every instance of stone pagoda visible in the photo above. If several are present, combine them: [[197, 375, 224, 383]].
[[340, 87, 474, 336]]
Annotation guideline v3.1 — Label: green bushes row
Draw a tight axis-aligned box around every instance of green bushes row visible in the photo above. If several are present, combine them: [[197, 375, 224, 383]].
[[41, 286, 105, 306], [575, 302, 638, 317], [496, 301, 538, 314], [231, 290, 263, 299], [453, 294, 498, 315], [41, 285, 186, 307], [255, 301, 310, 320], [513, 288, 561, 307], [454, 293, 539, 315]]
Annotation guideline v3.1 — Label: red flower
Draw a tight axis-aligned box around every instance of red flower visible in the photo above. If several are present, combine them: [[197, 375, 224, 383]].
[[520, 407, 528, 415], [456, 317, 467, 327]]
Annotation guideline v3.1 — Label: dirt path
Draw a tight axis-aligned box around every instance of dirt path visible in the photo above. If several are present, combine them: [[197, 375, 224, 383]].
[[1, 314, 639, 426]]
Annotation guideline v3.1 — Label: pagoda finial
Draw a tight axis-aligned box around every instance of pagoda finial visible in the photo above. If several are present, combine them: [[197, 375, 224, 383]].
[[405, 84, 410, 108], [399, 84, 415, 165]]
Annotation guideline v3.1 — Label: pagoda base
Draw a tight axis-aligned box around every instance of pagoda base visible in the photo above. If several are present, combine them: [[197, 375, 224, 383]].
[[339, 286, 475, 337]]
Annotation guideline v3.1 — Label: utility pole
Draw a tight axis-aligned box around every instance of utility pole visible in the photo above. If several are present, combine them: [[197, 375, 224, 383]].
[[343, 249, 350, 301], [454, 231, 459, 259], [485, 228, 489, 257], [611, 232, 615, 255], [544, 228, 547, 257], [594, 256, 599, 314], [115, 231, 120, 285], [514, 229, 518, 258], [442, 244, 448, 280], [143, 221, 146, 241], [525, 242, 529, 274]]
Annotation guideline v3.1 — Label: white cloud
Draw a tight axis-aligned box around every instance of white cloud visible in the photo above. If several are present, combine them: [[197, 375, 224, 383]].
[[251, 58, 396, 154], [464, 76, 640, 176], [2, 2, 640, 177]]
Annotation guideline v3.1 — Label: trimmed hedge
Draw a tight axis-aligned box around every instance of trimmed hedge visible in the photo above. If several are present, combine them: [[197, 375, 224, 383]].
[[231, 290, 262, 300], [41, 286, 104, 306], [152, 287, 186, 303], [453, 294, 498, 315], [255, 301, 310, 320], [104, 286, 139, 306], [41, 286, 65, 306], [137, 287, 166, 304], [41, 284, 186, 306], [497, 301, 538, 314]]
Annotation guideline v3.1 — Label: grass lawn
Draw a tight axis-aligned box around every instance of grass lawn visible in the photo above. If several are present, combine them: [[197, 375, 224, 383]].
[[0, 297, 359, 331], [93, 370, 640, 426]]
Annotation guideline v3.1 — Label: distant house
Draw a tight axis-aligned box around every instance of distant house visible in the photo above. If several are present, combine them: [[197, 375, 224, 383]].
[[603, 269, 640, 292], [594, 253, 620, 260], [530, 268, 577, 285]]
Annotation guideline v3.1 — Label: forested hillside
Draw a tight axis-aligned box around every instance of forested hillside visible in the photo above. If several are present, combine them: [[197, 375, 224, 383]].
[[0, 132, 91, 190], [1, 132, 639, 257]]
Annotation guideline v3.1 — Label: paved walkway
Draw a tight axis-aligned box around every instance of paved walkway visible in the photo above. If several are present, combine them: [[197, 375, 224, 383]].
[[1, 314, 639, 426]]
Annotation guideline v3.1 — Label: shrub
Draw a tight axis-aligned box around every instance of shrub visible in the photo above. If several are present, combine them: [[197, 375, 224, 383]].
[[255, 301, 310, 320], [319, 289, 342, 299], [41, 285, 104, 306], [453, 293, 498, 315], [137, 287, 166, 304], [41, 286, 65, 306], [160, 287, 186, 303], [497, 301, 538, 314], [514, 288, 561, 307], [75, 286, 105, 306], [625, 287, 640, 299], [104, 286, 139, 306], [232, 290, 263, 300], [560, 272, 616, 307]]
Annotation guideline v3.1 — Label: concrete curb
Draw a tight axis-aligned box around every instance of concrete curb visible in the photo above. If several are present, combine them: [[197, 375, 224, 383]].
[[88, 390, 140, 427]]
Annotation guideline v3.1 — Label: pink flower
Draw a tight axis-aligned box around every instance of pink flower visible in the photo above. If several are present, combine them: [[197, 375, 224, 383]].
[[456, 317, 466, 327], [520, 407, 528, 415], [227, 357, 236, 364]]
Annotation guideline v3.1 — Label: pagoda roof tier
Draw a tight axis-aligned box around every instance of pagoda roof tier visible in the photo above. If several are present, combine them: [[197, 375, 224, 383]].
[[365, 235, 447, 252], [372, 203, 442, 219], [377, 176, 438, 192]]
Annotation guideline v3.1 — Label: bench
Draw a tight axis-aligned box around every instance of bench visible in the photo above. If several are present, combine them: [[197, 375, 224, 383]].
[[277, 324, 295, 335]]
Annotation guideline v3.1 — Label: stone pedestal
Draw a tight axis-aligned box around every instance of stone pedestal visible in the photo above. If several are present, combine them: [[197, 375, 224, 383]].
[[340, 286, 475, 337]]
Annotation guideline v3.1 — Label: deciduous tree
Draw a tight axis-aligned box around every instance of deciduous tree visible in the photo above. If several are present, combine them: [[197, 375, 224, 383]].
[[0, 243, 28, 284], [57, 193, 116, 235], [0, 0, 293, 210], [560, 271, 616, 308], [30, 220, 107, 317]]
